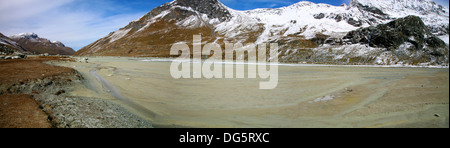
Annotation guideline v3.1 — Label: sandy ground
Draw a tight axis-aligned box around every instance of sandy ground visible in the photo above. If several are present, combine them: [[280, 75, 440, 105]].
[[57, 57, 449, 128]]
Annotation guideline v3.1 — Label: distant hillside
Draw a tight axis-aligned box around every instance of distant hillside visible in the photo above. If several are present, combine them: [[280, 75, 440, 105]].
[[9, 33, 75, 55], [0, 33, 28, 55]]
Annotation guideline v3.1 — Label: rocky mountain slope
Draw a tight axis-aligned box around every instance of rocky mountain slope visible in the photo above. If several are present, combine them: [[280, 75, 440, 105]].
[[75, 0, 449, 65], [281, 15, 448, 65], [9, 33, 75, 55], [0, 33, 28, 55]]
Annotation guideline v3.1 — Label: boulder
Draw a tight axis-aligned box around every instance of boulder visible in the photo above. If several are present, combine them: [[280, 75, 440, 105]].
[[13, 52, 27, 59], [78, 57, 89, 63]]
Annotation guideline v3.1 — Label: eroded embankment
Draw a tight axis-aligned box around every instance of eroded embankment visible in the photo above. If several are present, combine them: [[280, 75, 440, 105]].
[[0, 58, 152, 128]]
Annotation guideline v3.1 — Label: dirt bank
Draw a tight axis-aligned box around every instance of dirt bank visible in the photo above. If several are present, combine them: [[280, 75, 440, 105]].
[[0, 57, 152, 128]]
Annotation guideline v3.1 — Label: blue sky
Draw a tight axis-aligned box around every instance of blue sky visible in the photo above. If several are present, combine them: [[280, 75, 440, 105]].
[[0, 0, 448, 51], [222, 0, 350, 10]]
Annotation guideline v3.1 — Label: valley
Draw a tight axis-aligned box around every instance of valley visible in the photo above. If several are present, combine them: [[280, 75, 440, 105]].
[[1, 0, 449, 128]]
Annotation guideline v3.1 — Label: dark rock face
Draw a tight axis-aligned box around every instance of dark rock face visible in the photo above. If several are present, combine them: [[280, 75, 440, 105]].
[[124, 0, 231, 31], [137, 0, 231, 22], [343, 15, 448, 64], [334, 14, 343, 22], [174, 0, 232, 21], [343, 15, 443, 50], [354, 3, 387, 17], [349, 0, 390, 25]]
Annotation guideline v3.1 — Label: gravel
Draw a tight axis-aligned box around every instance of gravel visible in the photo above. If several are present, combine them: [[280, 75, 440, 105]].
[[35, 95, 153, 128]]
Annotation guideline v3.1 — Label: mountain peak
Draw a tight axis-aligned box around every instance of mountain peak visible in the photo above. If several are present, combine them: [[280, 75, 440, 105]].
[[170, 0, 231, 21], [76, 0, 449, 65], [350, 0, 448, 12], [51, 41, 66, 47], [10, 32, 39, 39], [7, 33, 75, 55]]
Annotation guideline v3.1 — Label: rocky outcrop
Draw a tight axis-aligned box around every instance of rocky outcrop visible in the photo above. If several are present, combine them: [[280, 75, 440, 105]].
[[343, 15, 447, 58], [173, 0, 232, 21], [343, 16, 444, 49], [349, 0, 389, 23], [342, 15, 448, 65], [279, 15, 448, 65]]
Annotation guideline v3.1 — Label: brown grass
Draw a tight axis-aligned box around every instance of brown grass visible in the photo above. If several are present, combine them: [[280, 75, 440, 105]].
[[0, 94, 52, 128], [0, 58, 75, 85], [0, 58, 76, 128], [75, 17, 266, 57]]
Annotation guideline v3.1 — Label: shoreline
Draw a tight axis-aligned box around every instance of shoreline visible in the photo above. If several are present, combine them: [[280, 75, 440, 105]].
[[74, 56, 449, 69]]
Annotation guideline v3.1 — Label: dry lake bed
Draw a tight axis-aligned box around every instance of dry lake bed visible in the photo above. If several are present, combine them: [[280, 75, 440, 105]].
[[56, 57, 449, 128]]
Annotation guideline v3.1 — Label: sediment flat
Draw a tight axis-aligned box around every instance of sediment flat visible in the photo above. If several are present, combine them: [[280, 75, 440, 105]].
[[57, 57, 449, 128]]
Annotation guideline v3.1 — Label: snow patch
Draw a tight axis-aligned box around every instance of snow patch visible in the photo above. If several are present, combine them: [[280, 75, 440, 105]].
[[309, 95, 335, 103], [397, 42, 414, 54], [109, 28, 131, 43], [177, 15, 201, 28]]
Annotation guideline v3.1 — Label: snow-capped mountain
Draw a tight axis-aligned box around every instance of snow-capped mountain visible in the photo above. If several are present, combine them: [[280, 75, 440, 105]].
[[75, 0, 449, 65], [9, 33, 75, 55], [351, 0, 448, 35]]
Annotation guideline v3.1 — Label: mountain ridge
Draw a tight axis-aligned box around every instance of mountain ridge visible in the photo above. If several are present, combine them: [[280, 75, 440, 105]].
[[8, 33, 76, 55], [75, 0, 449, 65], [0, 33, 28, 55]]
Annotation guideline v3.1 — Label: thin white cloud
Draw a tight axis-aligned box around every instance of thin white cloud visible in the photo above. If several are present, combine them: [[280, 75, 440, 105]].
[[0, 0, 74, 22], [220, 0, 295, 6]]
